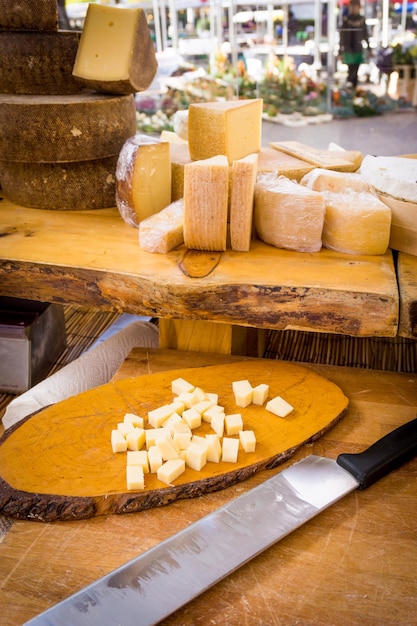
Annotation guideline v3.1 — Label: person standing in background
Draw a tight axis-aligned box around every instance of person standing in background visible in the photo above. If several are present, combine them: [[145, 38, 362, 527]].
[[338, 0, 369, 88]]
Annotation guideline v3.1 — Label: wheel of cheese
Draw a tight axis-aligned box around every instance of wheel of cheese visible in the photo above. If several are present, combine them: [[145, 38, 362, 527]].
[[0, 30, 84, 95], [0, 93, 137, 163], [0, 157, 118, 210], [0, 0, 58, 31]]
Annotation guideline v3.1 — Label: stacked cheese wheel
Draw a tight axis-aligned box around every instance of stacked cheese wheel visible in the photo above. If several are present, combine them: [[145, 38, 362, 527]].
[[0, 0, 157, 211]]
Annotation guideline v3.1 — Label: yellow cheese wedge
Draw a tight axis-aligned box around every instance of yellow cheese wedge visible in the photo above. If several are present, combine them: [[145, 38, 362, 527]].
[[188, 99, 263, 164], [72, 4, 157, 95], [322, 191, 392, 255], [169, 142, 192, 201], [270, 141, 357, 172], [230, 153, 258, 252], [260, 146, 314, 181], [183, 155, 229, 251], [116, 135, 171, 228], [0, 0, 58, 31], [138, 199, 184, 254], [254, 175, 325, 253], [300, 168, 370, 193]]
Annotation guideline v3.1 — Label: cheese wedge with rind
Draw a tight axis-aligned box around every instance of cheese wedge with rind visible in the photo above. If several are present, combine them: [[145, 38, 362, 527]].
[[230, 153, 258, 252], [73, 4, 157, 95], [138, 199, 184, 254], [300, 168, 370, 194]]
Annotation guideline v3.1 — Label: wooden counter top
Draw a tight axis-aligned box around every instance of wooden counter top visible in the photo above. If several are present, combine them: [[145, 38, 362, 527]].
[[0, 198, 404, 338], [0, 349, 416, 626]]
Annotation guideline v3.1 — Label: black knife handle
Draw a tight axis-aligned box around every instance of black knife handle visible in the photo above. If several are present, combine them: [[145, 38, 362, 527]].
[[337, 417, 417, 489]]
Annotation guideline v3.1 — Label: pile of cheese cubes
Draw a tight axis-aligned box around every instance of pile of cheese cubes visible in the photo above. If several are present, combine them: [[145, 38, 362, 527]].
[[111, 376, 294, 491]]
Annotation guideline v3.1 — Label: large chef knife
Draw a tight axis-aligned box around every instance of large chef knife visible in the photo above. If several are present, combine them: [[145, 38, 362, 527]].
[[26, 417, 417, 626]]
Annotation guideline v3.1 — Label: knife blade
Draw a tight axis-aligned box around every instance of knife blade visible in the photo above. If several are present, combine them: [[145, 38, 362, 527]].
[[25, 417, 417, 626]]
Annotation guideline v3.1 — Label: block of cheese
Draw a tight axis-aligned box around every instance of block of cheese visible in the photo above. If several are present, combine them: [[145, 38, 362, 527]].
[[0, 31, 83, 95], [359, 155, 417, 203], [0, 0, 58, 31], [157, 458, 185, 485], [188, 99, 263, 164], [116, 135, 171, 227], [266, 396, 294, 418], [0, 93, 136, 163], [254, 175, 325, 253], [138, 199, 184, 254], [252, 383, 269, 405], [232, 380, 253, 408], [169, 142, 192, 201], [126, 465, 145, 490], [230, 153, 258, 252], [322, 191, 392, 255], [183, 155, 229, 251], [270, 141, 358, 172], [72, 4, 157, 95], [300, 168, 370, 194], [239, 430, 257, 453], [221, 437, 239, 463], [0, 156, 118, 210], [259, 147, 314, 181]]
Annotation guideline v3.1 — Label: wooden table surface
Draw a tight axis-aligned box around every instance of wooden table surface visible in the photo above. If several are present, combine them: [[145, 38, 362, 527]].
[[1, 348, 416, 626], [0, 196, 408, 339]]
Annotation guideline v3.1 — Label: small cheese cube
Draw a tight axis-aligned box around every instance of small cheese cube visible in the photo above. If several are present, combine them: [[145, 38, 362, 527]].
[[232, 380, 253, 408], [211, 412, 225, 437], [124, 413, 144, 428], [148, 403, 178, 428], [205, 434, 222, 463], [171, 377, 195, 395], [202, 404, 224, 424], [126, 465, 145, 491], [126, 427, 146, 451], [147, 445, 163, 473], [173, 431, 192, 450], [176, 392, 196, 409], [111, 429, 128, 453], [157, 436, 180, 461], [173, 421, 192, 434], [192, 400, 213, 416], [157, 458, 185, 485], [127, 450, 150, 473], [225, 413, 244, 436], [239, 430, 257, 453], [182, 407, 202, 430], [191, 435, 209, 452], [266, 396, 294, 418], [185, 442, 207, 471], [145, 427, 171, 449], [252, 383, 269, 405], [117, 422, 135, 437], [222, 437, 239, 463], [162, 412, 184, 434], [206, 393, 218, 404]]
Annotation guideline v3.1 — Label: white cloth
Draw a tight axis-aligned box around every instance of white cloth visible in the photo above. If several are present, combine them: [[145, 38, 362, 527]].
[[2, 320, 159, 430]]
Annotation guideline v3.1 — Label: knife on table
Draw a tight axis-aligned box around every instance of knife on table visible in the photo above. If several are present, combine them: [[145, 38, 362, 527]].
[[25, 417, 417, 626]]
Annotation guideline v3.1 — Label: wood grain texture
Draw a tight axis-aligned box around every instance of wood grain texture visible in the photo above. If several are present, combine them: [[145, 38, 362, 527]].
[[0, 360, 348, 521], [0, 199, 399, 337], [397, 252, 417, 337], [0, 350, 416, 626]]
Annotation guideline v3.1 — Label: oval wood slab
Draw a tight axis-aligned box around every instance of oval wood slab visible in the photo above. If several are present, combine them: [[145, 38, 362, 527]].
[[0, 360, 348, 522]]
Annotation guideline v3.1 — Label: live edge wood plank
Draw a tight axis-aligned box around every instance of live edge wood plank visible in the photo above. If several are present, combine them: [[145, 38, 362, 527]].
[[0, 199, 400, 337]]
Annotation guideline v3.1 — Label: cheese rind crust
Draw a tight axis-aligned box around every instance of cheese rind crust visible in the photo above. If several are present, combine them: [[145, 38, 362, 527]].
[[0, 0, 58, 31]]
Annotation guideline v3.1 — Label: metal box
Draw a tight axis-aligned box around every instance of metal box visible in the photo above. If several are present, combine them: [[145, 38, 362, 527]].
[[0, 297, 67, 394]]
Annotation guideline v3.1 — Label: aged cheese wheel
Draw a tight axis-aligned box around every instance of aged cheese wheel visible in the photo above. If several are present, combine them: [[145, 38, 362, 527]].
[[0, 30, 84, 95], [0, 157, 118, 210], [0, 0, 58, 31], [72, 3, 157, 95], [0, 93, 136, 163]]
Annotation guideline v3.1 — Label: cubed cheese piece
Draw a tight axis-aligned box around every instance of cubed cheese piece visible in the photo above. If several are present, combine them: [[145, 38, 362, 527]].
[[147, 445, 163, 473], [124, 413, 144, 428], [192, 400, 214, 416], [148, 403, 178, 429], [322, 191, 391, 255], [188, 99, 262, 164], [207, 392, 219, 404], [185, 442, 207, 471], [239, 430, 257, 453], [211, 412, 225, 437], [232, 379, 253, 408], [127, 450, 150, 473], [126, 465, 145, 490], [176, 389, 205, 409], [171, 377, 195, 395], [116, 135, 171, 228], [157, 458, 185, 485], [138, 198, 184, 254], [191, 435, 209, 451], [230, 153, 258, 252], [157, 436, 180, 461], [203, 405, 225, 424], [173, 430, 192, 450], [254, 175, 325, 253], [145, 427, 171, 449], [182, 407, 202, 430], [111, 429, 127, 453], [300, 168, 370, 193], [205, 434, 222, 463], [117, 421, 135, 437], [183, 155, 229, 251], [252, 383, 269, 405], [72, 4, 157, 95], [266, 396, 294, 418], [222, 437, 239, 463], [126, 427, 146, 451], [162, 412, 184, 435], [225, 413, 244, 436]]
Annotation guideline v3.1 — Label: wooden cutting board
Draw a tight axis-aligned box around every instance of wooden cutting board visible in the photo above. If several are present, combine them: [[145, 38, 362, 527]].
[[0, 360, 348, 522]]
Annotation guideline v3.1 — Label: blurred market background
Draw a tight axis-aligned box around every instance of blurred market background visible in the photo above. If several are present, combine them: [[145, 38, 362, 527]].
[[61, 0, 417, 138]]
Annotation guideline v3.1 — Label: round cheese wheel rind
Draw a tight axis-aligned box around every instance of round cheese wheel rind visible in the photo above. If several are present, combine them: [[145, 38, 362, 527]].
[[0, 157, 118, 211], [0, 0, 58, 31]]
